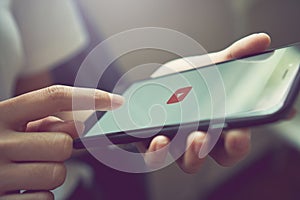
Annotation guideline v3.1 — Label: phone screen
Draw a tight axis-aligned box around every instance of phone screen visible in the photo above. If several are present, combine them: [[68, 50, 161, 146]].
[[85, 45, 300, 137]]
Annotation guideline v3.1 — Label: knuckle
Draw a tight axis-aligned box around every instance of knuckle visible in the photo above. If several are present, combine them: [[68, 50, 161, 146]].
[[45, 85, 69, 103], [49, 163, 66, 190], [49, 132, 73, 162], [95, 91, 110, 109], [53, 133, 72, 161]]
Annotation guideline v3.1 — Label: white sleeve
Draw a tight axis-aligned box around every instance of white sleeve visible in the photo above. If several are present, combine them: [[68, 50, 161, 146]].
[[12, 0, 88, 75]]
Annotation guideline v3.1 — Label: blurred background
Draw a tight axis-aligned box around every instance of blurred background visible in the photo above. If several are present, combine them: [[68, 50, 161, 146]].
[[15, 0, 300, 199]]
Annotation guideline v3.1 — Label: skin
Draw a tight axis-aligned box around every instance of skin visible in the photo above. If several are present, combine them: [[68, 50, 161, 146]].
[[0, 33, 271, 199], [144, 33, 272, 173], [0, 86, 124, 199]]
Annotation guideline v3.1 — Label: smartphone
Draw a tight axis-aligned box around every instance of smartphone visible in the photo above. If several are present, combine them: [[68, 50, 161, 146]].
[[74, 43, 300, 149]]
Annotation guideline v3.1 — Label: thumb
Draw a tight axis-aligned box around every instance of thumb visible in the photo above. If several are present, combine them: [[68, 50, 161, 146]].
[[26, 116, 85, 138], [227, 33, 271, 58]]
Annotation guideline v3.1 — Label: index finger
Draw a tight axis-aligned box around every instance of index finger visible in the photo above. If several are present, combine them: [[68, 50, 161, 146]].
[[0, 85, 124, 126]]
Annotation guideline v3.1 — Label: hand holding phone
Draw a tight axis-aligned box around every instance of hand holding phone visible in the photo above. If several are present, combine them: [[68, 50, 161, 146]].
[[75, 34, 298, 171], [144, 33, 271, 171], [76, 34, 300, 147]]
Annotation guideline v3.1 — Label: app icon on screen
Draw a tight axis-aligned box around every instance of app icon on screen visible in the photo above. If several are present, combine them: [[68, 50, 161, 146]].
[[167, 86, 192, 104]]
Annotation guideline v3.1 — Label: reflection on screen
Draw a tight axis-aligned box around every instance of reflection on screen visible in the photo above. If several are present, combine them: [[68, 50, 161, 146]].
[[86, 45, 300, 137]]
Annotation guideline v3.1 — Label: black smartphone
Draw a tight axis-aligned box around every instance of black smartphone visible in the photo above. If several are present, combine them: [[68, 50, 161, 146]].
[[74, 43, 300, 149]]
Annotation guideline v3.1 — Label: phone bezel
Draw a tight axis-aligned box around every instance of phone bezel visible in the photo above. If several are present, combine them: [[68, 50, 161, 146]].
[[73, 43, 300, 149]]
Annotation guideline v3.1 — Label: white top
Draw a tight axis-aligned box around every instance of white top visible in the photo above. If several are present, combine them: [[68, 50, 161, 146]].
[[0, 0, 88, 100]]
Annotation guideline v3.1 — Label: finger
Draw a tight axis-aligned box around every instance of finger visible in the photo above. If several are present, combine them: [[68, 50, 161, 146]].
[[144, 136, 170, 169], [0, 163, 66, 192], [1, 132, 72, 162], [177, 131, 206, 174], [1, 85, 124, 126], [0, 191, 54, 200], [210, 33, 271, 62], [151, 33, 271, 78], [210, 129, 251, 166], [26, 116, 85, 138], [25, 116, 64, 132]]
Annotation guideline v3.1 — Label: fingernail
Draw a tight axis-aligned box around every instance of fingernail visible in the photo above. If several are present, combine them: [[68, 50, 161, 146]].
[[154, 137, 169, 151], [109, 94, 125, 109], [193, 132, 205, 155]]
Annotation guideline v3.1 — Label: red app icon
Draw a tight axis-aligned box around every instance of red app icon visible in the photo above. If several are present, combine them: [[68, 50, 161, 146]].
[[167, 86, 192, 104]]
